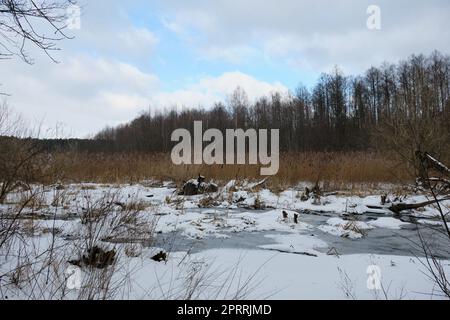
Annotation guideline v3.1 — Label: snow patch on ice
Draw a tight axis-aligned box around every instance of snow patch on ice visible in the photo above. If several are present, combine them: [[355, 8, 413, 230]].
[[319, 218, 373, 239], [368, 217, 410, 230], [260, 234, 328, 256]]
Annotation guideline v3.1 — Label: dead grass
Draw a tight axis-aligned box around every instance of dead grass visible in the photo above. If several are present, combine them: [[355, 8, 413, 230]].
[[49, 151, 411, 189], [16, 191, 47, 211]]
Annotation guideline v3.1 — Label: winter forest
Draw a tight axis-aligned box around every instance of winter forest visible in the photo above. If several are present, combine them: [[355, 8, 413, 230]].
[[96, 52, 450, 156], [1, 0, 450, 303]]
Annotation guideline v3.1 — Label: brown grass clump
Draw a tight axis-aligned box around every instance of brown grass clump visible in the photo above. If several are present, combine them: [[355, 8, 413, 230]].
[[47, 151, 411, 189]]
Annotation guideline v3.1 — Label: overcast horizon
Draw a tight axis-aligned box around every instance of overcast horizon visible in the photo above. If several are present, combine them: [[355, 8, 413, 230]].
[[2, 0, 450, 138]]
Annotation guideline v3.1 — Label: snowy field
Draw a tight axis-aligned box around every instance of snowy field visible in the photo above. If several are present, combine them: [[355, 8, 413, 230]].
[[0, 181, 449, 300]]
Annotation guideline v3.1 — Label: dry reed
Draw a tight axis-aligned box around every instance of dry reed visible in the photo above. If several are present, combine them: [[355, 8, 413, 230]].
[[48, 151, 412, 189]]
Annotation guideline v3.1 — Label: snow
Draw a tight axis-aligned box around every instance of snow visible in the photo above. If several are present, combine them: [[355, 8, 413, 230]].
[[1, 181, 450, 300], [126, 248, 450, 300], [318, 218, 373, 239], [418, 219, 450, 229], [231, 210, 313, 233], [368, 218, 411, 230], [259, 234, 328, 256]]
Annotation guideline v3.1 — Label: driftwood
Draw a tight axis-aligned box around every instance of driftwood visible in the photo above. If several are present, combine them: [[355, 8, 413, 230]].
[[151, 251, 168, 262], [263, 248, 318, 257], [363, 152, 450, 215], [300, 184, 322, 202], [250, 178, 268, 190], [389, 198, 450, 214], [69, 246, 116, 269], [179, 176, 219, 196], [367, 197, 450, 215], [416, 151, 450, 192], [418, 152, 450, 176]]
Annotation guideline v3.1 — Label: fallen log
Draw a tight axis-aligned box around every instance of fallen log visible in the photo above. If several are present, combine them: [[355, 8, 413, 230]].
[[423, 153, 450, 176], [389, 197, 450, 214], [179, 176, 219, 196], [416, 152, 450, 190], [366, 197, 450, 215]]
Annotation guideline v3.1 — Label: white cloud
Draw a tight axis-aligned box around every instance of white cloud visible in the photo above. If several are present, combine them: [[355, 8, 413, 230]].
[[56, 1, 159, 64], [195, 71, 288, 100], [4, 0, 446, 137], [201, 45, 259, 64], [159, 0, 450, 72], [2, 55, 160, 137], [152, 71, 289, 109], [3, 56, 287, 137], [1, 0, 290, 138], [161, 17, 186, 36], [117, 27, 159, 55]]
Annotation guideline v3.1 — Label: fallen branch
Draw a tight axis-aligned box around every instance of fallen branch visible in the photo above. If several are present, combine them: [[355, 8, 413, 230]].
[[389, 197, 450, 215], [365, 196, 450, 215], [263, 248, 318, 257], [249, 178, 268, 190], [424, 153, 450, 176]]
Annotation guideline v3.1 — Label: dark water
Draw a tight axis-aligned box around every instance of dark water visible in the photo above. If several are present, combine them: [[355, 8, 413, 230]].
[[154, 208, 450, 259]]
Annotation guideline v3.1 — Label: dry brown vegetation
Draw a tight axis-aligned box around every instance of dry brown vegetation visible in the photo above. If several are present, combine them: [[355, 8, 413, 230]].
[[49, 151, 412, 189]]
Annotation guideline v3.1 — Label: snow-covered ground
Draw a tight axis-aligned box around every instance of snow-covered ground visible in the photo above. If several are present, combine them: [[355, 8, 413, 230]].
[[0, 181, 449, 300]]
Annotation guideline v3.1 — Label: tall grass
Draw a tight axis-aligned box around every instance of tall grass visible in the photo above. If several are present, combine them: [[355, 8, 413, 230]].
[[50, 152, 411, 188]]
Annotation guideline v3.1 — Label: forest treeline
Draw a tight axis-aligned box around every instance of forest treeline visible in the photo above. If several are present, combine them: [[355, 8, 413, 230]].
[[94, 51, 447, 154]]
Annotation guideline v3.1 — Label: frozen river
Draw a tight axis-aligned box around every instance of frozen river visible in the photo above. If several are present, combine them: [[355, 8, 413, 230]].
[[154, 208, 450, 259]]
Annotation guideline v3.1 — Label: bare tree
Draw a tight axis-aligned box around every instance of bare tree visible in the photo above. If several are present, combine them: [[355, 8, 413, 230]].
[[0, 102, 49, 204], [414, 152, 450, 298], [0, 0, 77, 64], [88, 51, 450, 158]]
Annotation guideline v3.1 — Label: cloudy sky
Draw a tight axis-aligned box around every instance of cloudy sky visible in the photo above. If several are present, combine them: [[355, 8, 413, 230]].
[[1, 0, 450, 137]]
